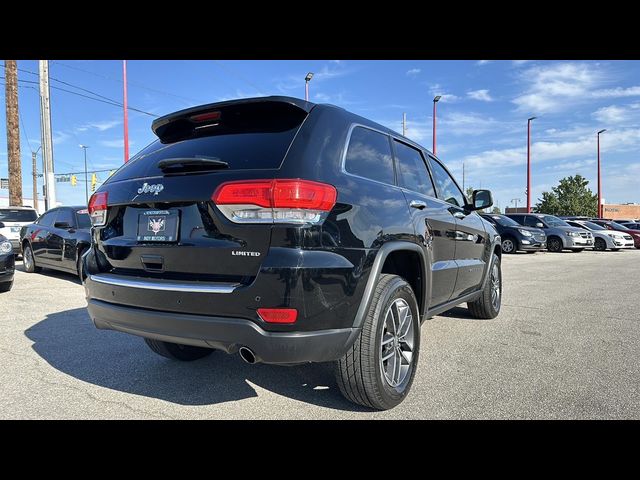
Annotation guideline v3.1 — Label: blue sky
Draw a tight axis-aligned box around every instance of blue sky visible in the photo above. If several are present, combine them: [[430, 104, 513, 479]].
[[2, 59, 640, 211]]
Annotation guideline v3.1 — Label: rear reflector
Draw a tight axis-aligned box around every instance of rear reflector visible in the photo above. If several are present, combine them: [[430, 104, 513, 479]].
[[88, 191, 108, 226], [257, 308, 298, 324], [212, 179, 337, 224]]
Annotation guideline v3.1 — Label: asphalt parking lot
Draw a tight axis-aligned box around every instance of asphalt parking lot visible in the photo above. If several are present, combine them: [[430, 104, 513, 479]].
[[1, 249, 639, 419]]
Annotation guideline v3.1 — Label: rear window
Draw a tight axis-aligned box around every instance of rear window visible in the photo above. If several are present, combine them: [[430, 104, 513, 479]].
[[0, 209, 37, 222], [107, 102, 307, 183]]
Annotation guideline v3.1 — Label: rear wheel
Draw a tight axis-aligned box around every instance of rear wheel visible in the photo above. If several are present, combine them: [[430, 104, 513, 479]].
[[468, 253, 502, 319], [334, 274, 420, 410], [501, 237, 517, 254], [546, 236, 563, 252], [144, 338, 214, 361], [22, 244, 42, 273], [593, 237, 607, 251]]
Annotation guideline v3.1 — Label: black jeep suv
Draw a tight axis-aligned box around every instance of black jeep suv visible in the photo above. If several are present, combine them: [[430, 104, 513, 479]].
[[83, 96, 502, 410]]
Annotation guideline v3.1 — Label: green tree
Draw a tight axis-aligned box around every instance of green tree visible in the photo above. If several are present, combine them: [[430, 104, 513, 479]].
[[465, 186, 474, 203], [533, 174, 597, 216], [491, 206, 501, 214]]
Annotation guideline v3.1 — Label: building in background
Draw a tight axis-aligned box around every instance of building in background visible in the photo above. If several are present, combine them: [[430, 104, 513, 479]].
[[602, 203, 640, 220], [505, 207, 528, 214], [0, 196, 47, 213]]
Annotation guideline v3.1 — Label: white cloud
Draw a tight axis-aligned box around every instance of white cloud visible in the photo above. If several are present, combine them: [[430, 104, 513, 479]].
[[440, 112, 500, 136], [476, 60, 491, 66], [429, 84, 460, 102], [592, 86, 640, 98], [546, 158, 596, 171], [512, 60, 531, 66], [406, 68, 421, 76], [53, 131, 70, 145], [84, 119, 121, 132], [100, 139, 135, 148], [512, 62, 602, 113], [592, 105, 630, 123], [467, 89, 493, 102]]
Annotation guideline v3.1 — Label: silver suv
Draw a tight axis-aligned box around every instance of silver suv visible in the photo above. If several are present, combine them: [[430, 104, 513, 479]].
[[506, 213, 593, 252], [0, 206, 38, 255]]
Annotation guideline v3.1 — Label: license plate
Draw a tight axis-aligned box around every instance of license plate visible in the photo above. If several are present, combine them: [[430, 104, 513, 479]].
[[10, 227, 20, 233], [136, 210, 179, 242]]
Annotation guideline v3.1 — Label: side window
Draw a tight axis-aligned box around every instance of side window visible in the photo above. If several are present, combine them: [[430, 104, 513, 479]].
[[428, 157, 466, 207], [37, 210, 57, 227], [344, 126, 395, 185], [394, 140, 436, 197], [524, 216, 541, 227], [54, 209, 75, 227]]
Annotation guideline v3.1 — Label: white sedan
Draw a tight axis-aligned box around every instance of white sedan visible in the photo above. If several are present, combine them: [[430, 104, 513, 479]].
[[566, 220, 635, 251]]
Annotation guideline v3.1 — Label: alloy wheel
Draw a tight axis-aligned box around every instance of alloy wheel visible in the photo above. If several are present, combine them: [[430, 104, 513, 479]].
[[490, 262, 501, 311], [380, 298, 415, 388]]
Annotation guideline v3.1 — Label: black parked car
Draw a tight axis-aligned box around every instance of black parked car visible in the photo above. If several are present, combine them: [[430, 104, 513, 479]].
[[82, 96, 502, 410], [0, 234, 15, 292], [480, 214, 546, 253], [20, 206, 92, 281]]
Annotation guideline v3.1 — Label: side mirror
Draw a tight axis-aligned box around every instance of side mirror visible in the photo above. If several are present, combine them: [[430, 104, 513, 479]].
[[471, 189, 493, 211], [0, 221, 4, 228], [536, 222, 544, 228], [54, 221, 72, 229]]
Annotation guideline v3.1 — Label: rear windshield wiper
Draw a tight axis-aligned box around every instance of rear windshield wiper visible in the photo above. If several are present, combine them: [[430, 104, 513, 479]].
[[157, 157, 229, 171]]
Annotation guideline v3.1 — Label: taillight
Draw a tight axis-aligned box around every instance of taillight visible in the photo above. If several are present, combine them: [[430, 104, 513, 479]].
[[257, 308, 298, 324], [212, 179, 337, 224], [88, 191, 108, 226]]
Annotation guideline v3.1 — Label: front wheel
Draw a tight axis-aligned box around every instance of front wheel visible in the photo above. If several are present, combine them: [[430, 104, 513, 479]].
[[546, 236, 563, 253], [468, 253, 502, 319], [335, 274, 420, 410], [501, 237, 517, 254], [593, 237, 607, 251]]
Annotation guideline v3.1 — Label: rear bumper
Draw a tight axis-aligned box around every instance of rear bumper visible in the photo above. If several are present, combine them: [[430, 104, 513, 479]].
[[87, 298, 359, 364], [9, 239, 20, 255]]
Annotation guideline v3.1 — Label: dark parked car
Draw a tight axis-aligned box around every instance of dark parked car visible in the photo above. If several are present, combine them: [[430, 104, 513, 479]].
[[506, 213, 593, 252], [20, 206, 92, 280], [0, 234, 15, 292], [590, 220, 640, 249], [480, 214, 545, 253], [620, 222, 640, 230], [82, 96, 502, 410]]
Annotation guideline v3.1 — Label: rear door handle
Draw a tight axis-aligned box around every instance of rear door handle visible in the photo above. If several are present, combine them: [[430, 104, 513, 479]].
[[410, 200, 427, 210]]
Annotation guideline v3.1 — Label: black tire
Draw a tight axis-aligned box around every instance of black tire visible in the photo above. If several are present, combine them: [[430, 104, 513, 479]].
[[593, 237, 607, 251], [76, 247, 86, 282], [546, 236, 563, 252], [572, 248, 584, 253], [468, 253, 502, 319], [22, 244, 42, 273], [526, 250, 537, 254], [144, 338, 214, 361], [0, 281, 12, 293], [501, 236, 517, 254], [611, 248, 620, 252], [334, 274, 420, 410]]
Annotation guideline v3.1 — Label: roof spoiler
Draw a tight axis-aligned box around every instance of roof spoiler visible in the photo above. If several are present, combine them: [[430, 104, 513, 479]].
[[151, 96, 314, 142]]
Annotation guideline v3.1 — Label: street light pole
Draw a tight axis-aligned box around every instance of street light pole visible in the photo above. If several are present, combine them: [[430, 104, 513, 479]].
[[123, 60, 130, 163], [526, 116, 537, 213], [597, 129, 606, 218], [79, 145, 89, 205], [32, 145, 42, 213], [432, 96, 441, 155], [304, 72, 314, 101]]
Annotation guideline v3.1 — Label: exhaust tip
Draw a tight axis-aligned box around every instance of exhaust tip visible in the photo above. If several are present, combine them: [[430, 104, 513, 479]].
[[239, 346, 257, 364]]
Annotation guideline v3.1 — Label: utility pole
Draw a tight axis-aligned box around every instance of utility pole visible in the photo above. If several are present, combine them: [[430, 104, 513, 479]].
[[4, 60, 22, 206], [123, 60, 130, 163], [32, 147, 41, 213], [402, 112, 406, 136], [80, 145, 89, 204], [511, 198, 521, 210], [39, 60, 56, 210]]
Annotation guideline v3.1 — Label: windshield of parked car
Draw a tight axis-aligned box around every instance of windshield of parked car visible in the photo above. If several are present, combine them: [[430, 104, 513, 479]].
[[541, 215, 570, 227], [0, 209, 38, 222], [490, 215, 521, 227], [609, 222, 629, 230], [581, 221, 605, 231]]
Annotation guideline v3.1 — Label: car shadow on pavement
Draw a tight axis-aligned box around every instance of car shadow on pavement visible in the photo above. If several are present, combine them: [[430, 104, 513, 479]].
[[14, 262, 81, 285], [24, 307, 370, 413], [438, 306, 484, 321]]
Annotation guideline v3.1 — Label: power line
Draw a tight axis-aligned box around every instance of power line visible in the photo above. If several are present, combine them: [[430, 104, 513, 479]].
[[51, 60, 206, 104], [18, 109, 35, 153]]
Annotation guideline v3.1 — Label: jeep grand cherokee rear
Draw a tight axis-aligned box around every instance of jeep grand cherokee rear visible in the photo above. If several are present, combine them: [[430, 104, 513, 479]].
[[84, 96, 502, 410]]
